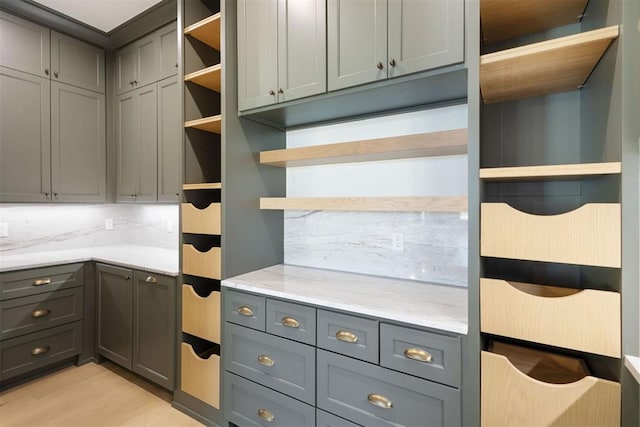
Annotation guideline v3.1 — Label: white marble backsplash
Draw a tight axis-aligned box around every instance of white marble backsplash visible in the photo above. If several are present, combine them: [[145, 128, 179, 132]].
[[0, 204, 178, 255], [284, 211, 468, 286]]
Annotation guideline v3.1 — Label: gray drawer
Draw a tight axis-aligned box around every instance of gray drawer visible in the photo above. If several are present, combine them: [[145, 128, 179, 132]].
[[317, 309, 379, 364], [266, 298, 316, 345], [317, 409, 361, 427], [1, 263, 83, 300], [380, 323, 461, 387], [224, 289, 265, 331], [0, 321, 82, 381], [317, 349, 460, 427], [225, 372, 315, 427], [0, 287, 83, 340], [226, 322, 315, 405]]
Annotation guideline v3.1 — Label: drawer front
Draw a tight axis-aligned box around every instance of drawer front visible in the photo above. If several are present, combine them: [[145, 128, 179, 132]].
[[266, 298, 316, 345], [317, 349, 460, 427], [0, 287, 83, 340], [0, 263, 83, 300], [0, 321, 82, 381], [182, 284, 221, 343], [317, 409, 361, 427], [182, 244, 221, 280], [181, 343, 220, 409], [317, 309, 379, 364], [224, 289, 265, 331], [380, 323, 461, 387], [226, 322, 315, 404], [225, 372, 315, 427]]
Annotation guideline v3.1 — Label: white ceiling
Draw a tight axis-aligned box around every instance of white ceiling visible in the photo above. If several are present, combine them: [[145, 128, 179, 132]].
[[33, 0, 164, 32]]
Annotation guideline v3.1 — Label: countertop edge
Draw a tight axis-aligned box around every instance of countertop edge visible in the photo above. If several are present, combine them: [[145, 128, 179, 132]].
[[625, 355, 640, 384]]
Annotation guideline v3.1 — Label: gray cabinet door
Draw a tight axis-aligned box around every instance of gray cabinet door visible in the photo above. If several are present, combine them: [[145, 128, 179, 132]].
[[97, 264, 133, 370], [132, 271, 175, 390], [158, 22, 178, 80], [237, 0, 278, 111], [135, 32, 160, 89], [0, 11, 50, 78], [115, 43, 137, 94], [0, 66, 51, 202], [50, 31, 105, 93], [387, 0, 464, 78], [327, 0, 387, 91], [51, 82, 106, 202], [157, 76, 180, 202], [136, 85, 158, 202], [277, 0, 326, 103]]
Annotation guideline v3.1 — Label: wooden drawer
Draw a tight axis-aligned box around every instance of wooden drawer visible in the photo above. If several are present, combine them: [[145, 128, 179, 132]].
[[0, 287, 83, 340], [480, 203, 621, 267], [480, 278, 621, 358], [481, 350, 620, 426], [182, 244, 221, 280], [181, 203, 221, 235], [226, 322, 315, 405], [380, 323, 461, 387], [180, 342, 220, 409], [182, 284, 220, 343], [317, 409, 361, 427], [0, 263, 83, 300], [317, 309, 379, 364], [224, 289, 265, 331], [0, 321, 82, 381], [266, 298, 316, 346], [225, 372, 315, 427], [317, 349, 460, 427]]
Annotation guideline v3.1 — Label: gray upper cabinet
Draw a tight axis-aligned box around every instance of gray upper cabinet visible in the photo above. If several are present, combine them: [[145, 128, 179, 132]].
[[0, 11, 50, 78], [50, 31, 105, 93], [115, 43, 137, 94], [157, 76, 181, 202], [158, 22, 178, 80]]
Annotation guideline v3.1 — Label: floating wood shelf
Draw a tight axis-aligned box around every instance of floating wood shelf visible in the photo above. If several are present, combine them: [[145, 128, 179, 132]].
[[184, 13, 221, 50], [260, 197, 468, 212], [480, 26, 619, 103], [480, 161, 621, 181], [184, 64, 221, 92], [480, 0, 588, 44], [182, 183, 222, 191], [260, 129, 468, 167], [185, 115, 222, 134]]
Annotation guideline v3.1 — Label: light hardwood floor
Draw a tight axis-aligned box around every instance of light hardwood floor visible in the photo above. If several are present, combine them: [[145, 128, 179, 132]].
[[0, 362, 203, 426]]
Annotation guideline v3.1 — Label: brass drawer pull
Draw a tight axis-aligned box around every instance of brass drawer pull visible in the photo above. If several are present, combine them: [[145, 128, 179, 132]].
[[145, 275, 157, 283], [404, 348, 433, 363], [257, 354, 275, 367], [33, 278, 51, 286], [336, 330, 358, 343], [367, 393, 393, 409], [237, 306, 253, 317], [31, 309, 51, 318], [31, 346, 50, 356], [281, 316, 300, 328], [257, 408, 275, 422]]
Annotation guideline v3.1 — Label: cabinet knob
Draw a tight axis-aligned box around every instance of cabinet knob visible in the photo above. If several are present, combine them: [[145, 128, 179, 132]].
[[129, 81, 134, 86], [367, 393, 393, 409], [124, 275, 131, 280], [175, 63, 179, 68], [237, 306, 253, 317], [145, 275, 157, 283], [44, 192, 50, 198], [268, 89, 275, 96], [403, 347, 432, 363], [257, 409, 275, 422], [335, 330, 358, 343], [281, 316, 300, 328], [32, 309, 51, 318], [277, 88, 284, 94], [53, 192, 58, 197], [376, 62, 384, 70], [133, 80, 138, 85], [54, 71, 59, 78], [389, 59, 396, 67], [44, 68, 50, 76], [257, 354, 275, 367]]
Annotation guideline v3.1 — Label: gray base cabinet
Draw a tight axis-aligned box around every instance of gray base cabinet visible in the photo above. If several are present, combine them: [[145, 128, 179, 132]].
[[97, 264, 133, 368]]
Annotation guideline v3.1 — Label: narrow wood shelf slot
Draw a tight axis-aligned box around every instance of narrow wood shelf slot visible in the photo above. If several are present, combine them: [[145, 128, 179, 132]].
[[181, 203, 221, 235], [480, 161, 621, 181], [184, 13, 221, 50], [185, 115, 222, 134], [480, 0, 588, 44], [480, 26, 619, 104], [182, 183, 222, 191], [260, 197, 468, 212], [260, 128, 468, 167], [184, 64, 221, 92]]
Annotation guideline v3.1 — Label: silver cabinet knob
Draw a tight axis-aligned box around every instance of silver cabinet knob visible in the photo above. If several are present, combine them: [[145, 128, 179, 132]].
[[376, 62, 384, 70], [389, 59, 396, 67], [277, 88, 284, 94], [54, 71, 59, 78], [44, 68, 50, 75], [268, 89, 275, 95]]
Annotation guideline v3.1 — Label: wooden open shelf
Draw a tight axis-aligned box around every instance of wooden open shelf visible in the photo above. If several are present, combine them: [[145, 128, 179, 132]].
[[480, 26, 619, 103], [185, 115, 222, 134], [184, 64, 221, 92], [184, 13, 221, 50], [182, 183, 222, 191], [260, 129, 468, 167], [480, 161, 621, 181], [480, 0, 588, 44], [260, 197, 468, 212]]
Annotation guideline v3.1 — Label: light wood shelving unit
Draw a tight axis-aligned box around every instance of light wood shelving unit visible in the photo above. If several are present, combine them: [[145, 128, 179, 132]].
[[184, 13, 221, 50], [184, 115, 222, 134], [260, 196, 468, 212], [182, 182, 222, 191], [479, 161, 621, 181], [184, 64, 221, 92]]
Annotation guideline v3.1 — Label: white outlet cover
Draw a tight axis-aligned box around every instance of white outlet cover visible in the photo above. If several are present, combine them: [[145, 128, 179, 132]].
[[392, 232, 404, 251]]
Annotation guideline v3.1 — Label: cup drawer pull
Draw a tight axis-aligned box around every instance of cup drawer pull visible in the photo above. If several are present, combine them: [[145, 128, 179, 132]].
[[257, 354, 275, 367], [145, 275, 157, 283], [367, 393, 393, 409], [237, 306, 253, 317], [31, 346, 50, 356], [33, 278, 51, 286], [31, 309, 51, 318], [281, 316, 300, 328], [404, 347, 433, 363], [258, 408, 275, 422], [336, 330, 358, 343]]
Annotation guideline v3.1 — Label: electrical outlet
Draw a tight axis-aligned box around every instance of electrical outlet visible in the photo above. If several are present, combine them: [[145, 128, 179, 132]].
[[459, 211, 468, 220], [105, 218, 113, 230], [0, 222, 8, 238], [392, 232, 404, 251], [167, 219, 173, 233]]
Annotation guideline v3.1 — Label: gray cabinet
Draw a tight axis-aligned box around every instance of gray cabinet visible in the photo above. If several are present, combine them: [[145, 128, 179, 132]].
[[158, 22, 178, 80], [50, 31, 105, 93], [157, 76, 181, 202], [0, 11, 50, 78], [237, 0, 326, 111]]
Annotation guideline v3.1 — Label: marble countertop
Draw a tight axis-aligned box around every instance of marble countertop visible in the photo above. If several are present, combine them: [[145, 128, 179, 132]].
[[626, 355, 640, 384], [0, 245, 179, 276], [222, 264, 468, 335]]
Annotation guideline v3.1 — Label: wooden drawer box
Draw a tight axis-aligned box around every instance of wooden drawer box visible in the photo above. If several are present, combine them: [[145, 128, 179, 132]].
[[481, 350, 620, 426], [317, 309, 379, 364], [0, 263, 83, 300], [480, 203, 620, 267], [181, 285, 220, 343], [181, 203, 221, 235], [182, 244, 221, 280], [180, 342, 220, 409], [480, 278, 621, 357], [223, 289, 265, 331], [266, 298, 316, 346]]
